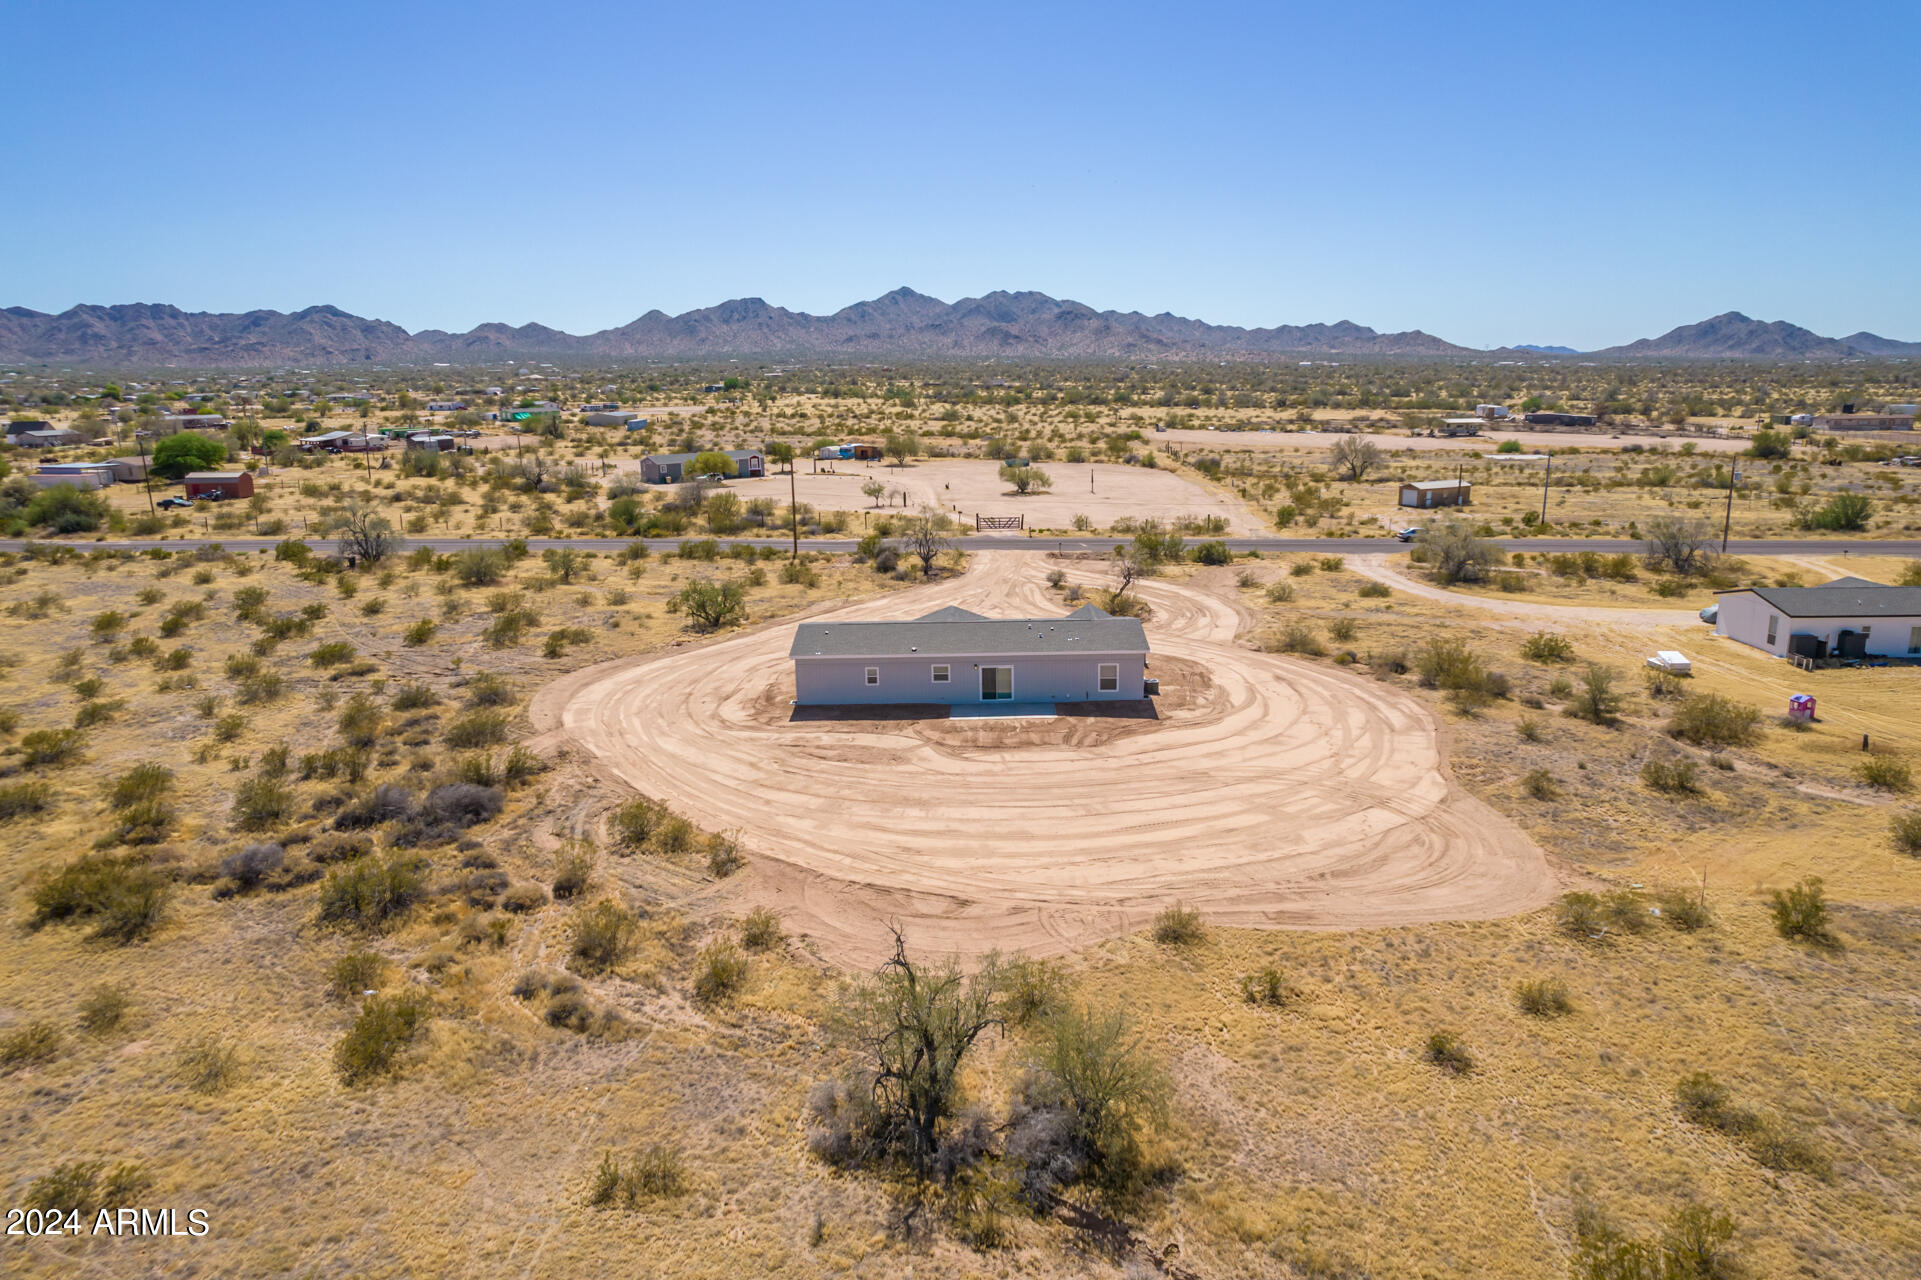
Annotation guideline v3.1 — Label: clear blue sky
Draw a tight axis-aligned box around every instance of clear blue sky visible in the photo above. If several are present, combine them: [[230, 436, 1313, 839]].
[[3, 0, 1916, 350]]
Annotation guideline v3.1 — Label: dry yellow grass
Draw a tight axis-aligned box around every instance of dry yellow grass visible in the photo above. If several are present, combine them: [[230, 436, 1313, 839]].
[[3, 545, 1919, 1277]]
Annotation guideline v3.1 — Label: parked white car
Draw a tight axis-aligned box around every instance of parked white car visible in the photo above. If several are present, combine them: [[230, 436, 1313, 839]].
[[1646, 651, 1692, 676]]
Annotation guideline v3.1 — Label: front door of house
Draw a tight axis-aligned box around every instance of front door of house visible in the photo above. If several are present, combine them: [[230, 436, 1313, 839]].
[[981, 667, 1013, 701]]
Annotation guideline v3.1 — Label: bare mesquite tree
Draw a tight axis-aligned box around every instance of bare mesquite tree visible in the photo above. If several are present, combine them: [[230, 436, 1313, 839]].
[[1423, 516, 1501, 583], [848, 928, 1004, 1175], [336, 503, 403, 565], [1329, 435, 1385, 482], [899, 510, 951, 578], [1643, 514, 1715, 576]]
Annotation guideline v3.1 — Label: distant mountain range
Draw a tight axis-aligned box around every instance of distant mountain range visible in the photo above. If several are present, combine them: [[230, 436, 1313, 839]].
[[1511, 344, 1579, 355], [0, 293, 1915, 367]]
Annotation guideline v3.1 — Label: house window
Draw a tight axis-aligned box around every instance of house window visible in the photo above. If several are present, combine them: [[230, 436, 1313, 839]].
[[865, 667, 878, 686], [931, 665, 950, 683], [1098, 663, 1119, 692], [1766, 615, 1778, 646]]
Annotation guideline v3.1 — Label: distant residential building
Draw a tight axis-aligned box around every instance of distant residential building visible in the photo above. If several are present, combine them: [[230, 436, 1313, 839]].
[[10, 427, 85, 447], [1812, 412, 1914, 432], [583, 411, 640, 427], [1521, 411, 1597, 428], [639, 449, 765, 483], [425, 400, 468, 413], [32, 462, 116, 489], [1474, 404, 1511, 420], [1437, 419, 1483, 437], [1399, 479, 1472, 508], [182, 471, 255, 500], [160, 413, 229, 431]]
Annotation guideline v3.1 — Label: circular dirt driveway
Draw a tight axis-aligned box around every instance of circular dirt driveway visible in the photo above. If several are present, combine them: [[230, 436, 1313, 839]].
[[545, 554, 1554, 962]]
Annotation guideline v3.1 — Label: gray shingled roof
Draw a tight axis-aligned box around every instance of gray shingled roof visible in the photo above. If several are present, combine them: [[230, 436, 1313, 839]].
[[790, 608, 1148, 659], [1719, 577, 1921, 618], [645, 449, 761, 466]]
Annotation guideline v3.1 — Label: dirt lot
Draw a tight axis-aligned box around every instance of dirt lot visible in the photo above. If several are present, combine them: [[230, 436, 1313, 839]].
[[538, 552, 1554, 962], [640, 457, 1268, 535]]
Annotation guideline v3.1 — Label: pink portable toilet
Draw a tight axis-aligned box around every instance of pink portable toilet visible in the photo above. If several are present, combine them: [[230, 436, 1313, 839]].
[[1788, 694, 1816, 722]]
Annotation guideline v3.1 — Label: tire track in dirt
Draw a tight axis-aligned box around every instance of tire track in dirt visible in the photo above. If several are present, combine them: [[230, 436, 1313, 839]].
[[543, 553, 1555, 964]]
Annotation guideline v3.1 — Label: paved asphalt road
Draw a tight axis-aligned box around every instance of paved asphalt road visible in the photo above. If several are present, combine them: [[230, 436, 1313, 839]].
[[5, 535, 1921, 558]]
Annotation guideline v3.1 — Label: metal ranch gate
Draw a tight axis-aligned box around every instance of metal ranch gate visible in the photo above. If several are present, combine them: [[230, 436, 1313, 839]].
[[975, 514, 1024, 531]]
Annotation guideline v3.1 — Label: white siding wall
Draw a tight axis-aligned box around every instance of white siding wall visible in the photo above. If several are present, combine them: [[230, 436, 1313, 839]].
[[1717, 590, 1921, 658], [795, 651, 1147, 705]]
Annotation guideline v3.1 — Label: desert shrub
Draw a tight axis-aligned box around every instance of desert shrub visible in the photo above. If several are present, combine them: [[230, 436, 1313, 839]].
[[236, 671, 285, 704], [1327, 617, 1357, 643], [739, 906, 784, 952], [77, 984, 131, 1033], [1151, 902, 1205, 946], [1522, 768, 1559, 800], [1516, 715, 1544, 743], [705, 833, 742, 877], [501, 882, 548, 913], [1423, 1030, 1474, 1074], [1356, 579, 1391, 598], [1519, 632, 1575, 663], [1667, 693, 1762, 747], [588, 1144, 688, 1208], [1857, 754, 1913, 792], [1675, 1070, 1757, 1135], [317, 852, 427, 930], [391, 683, 439, 711], [1565, 664, 1624, 725], [1238, 966, 1297, 1007], [1556, 891, 1605, 939], [1573, 1200, 1740, 1280], [1192, 540, 1231, 566], [1747, 1120, 1833, 1177], [1028, 1002, 1171, 1196], [328, 950, 387, 998], [692, 940, 748, 1004], [0, 1020, 61, 1071], [570, 900, 638, 976], [444, 709, 511, 749], [21, 728, 85, 768], [334, 992, 432, 1084], [1656, 888, 1713, 932], [1515, 977, 1573, 1017], [218, 841, 285, 888], [673, 579, 748, 631], [310, 640, 357, 668], [1768, 876, 1837, 948], [552, 847, 593, 899], [30, 852, 169, 943], [463, 674, 516, 707], [451, 547, 508, 586], [1892, 811, 1921, 858], [1641, 757, 1702, 794], [176, 1038, 241, 1094], [501, 746, 547, 786], [1264, 581, 1294, 603], [0, 780, 52, 821], [423, 783, 504, 829], [231, 776, 294, 831], [22, 1160, 149, 1216], [1272, 622, 1324, 656], [107, 763, 172, 810]]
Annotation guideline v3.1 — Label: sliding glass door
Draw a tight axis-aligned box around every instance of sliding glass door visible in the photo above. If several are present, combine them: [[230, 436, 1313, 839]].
[[980, 667, 1013, 701]]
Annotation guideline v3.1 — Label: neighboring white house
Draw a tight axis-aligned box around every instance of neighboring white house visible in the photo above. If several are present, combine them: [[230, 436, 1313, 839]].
[[1714, 577, 1921, 660]]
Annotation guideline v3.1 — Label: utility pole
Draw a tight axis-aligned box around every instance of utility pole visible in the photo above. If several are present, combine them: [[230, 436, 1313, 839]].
[[789, 456, 798, 561], [1721, 462, 1738, 553], [1539, 450, 1551, 526], [135, 431, 154, 517]]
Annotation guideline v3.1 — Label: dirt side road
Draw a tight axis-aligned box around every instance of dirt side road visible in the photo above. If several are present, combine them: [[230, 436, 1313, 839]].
[[537, 553, 1555, 964]]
